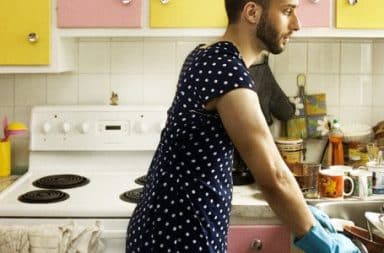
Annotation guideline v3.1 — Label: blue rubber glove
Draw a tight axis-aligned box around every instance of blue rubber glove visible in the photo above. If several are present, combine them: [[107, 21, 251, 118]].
[[294, 223, 361, 253], [308, 205, 337, 233]]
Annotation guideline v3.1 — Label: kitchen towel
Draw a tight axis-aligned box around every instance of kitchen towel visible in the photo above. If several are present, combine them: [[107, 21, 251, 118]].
[[286, 74, 327, 139], [0, 221, 103, 253], [0, 226, 29, 253], [59, 221, 104, 253]]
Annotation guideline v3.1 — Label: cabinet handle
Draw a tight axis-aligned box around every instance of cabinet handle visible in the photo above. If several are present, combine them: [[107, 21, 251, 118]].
[[309, 0, 320, 3], [160, 0, 170, 4], [250, 239, 263, 251], [121, 0, 132, 5], [27, 33, 39, 43], [348, 0, 358, 5]]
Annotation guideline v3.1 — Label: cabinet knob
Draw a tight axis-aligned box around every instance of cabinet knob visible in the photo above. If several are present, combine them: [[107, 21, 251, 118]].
[[348, 0, 358, 5], [160, 0, 170, 4], [250, 239, 263, 251], [121, 0, 132, 5], [27, 32, 39, 43]]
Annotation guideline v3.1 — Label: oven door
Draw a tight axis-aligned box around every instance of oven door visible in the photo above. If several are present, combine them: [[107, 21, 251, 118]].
[[0, 218, 129, 253]]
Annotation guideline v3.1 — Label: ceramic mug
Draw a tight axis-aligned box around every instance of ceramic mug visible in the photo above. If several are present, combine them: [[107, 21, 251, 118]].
[[318, 169, 354, 198], [350, 169, 373, 199], [366, 161, 384, 194], [328, 165, 354, 195]]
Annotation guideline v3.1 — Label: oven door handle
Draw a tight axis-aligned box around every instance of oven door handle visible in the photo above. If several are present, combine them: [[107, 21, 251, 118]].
[[101, 229, 127, 239]]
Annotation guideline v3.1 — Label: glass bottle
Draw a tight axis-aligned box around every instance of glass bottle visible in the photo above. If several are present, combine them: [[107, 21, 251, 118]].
[[329, 119, 344, 165]]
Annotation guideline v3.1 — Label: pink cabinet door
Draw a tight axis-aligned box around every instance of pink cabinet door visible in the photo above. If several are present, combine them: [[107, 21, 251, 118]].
[[228, 225, 290, 253], [297, 0, 330, 27], [57, 0, 142, 28]]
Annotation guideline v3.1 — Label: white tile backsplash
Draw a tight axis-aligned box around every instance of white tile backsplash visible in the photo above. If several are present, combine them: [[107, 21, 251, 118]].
[[14, 76, 46, 106], [274, 42, 307, 74], [143, 73, 176, 105], [110, 74, 143, 104], [78, 74, 110, 104], [111, 41, 144, 74], [1, 37, 384, 167], [373, 41, 384, 74], [306, 74, 339, 106], [79, 41, 110, 74], [340, 41, 372, 74], [0, 78, 14, 106], [339, 75, 372, 106], [47, 74, 78, 105], [339, 107, 372, 125], [372, 75, 384, 106], [307, 41, 340, 74], [143, 39, 176, 74]]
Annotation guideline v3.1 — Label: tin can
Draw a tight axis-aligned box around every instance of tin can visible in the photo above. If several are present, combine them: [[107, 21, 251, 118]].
[[275, 137, 304, 165]]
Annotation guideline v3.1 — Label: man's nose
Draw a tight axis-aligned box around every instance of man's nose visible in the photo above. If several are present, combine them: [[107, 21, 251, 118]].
[[290, 12, 301, 31]]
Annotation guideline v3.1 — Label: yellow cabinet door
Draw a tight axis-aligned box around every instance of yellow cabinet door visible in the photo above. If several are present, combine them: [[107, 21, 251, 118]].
[[336, 0, 384, 28], [150, 0, 227, 28], [0, 0, 50, 65]]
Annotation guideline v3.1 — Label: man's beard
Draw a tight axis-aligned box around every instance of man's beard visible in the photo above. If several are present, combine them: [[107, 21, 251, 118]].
[[256, 12, 284, 54]]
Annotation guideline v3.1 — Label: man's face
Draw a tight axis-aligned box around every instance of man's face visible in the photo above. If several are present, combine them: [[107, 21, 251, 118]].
[[256, 0, 300, 54]]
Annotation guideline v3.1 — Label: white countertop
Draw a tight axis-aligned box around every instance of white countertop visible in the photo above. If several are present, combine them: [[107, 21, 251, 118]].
[[230, 183, 384, 223]]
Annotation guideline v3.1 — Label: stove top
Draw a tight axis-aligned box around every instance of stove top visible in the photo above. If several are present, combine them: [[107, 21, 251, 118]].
[[119, 188, 143, 203], [18, 190, 70, 204], [134, 175, 147, 186], [32, 174, 90, 189], [0, 170, 144, 217]]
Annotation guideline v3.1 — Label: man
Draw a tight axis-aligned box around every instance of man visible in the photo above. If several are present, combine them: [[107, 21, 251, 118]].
[[126, 0, 360, 252]]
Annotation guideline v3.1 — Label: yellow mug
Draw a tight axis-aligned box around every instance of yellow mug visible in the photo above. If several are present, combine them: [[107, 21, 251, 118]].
[[0, 141, 11, 177]]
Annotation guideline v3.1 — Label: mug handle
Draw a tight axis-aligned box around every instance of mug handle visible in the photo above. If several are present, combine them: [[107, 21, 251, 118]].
[[343, 176, 354, 196]]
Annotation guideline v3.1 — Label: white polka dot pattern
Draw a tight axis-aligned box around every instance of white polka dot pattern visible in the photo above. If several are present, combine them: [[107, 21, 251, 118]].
[[126, 41, 257, 253]]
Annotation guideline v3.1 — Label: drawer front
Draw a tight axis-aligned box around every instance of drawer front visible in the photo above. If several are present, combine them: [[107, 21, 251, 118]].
[[228, 225, 290, 253]]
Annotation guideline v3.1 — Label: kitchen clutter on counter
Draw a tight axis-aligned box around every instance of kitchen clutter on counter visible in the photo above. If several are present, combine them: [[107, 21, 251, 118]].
[[275, 114, 384, 201], [0, 117, 27, 177]]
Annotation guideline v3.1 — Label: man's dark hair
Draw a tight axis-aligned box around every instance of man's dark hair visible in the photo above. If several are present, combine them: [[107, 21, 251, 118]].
[[225, 0, 269, 24]]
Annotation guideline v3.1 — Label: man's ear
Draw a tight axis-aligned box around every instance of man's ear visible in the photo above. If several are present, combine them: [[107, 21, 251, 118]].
[[242, 2, 263, 24]]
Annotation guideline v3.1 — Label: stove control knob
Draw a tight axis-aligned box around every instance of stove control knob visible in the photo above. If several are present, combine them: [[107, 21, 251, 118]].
[[80, 122, 90, 134], [134, 121, 149, 134], [42, 122, 51, 134], [62, 122, 71, 134]]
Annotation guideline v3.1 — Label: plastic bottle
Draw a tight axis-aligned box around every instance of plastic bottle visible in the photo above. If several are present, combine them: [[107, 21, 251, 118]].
[[328, 119, 344, 165]]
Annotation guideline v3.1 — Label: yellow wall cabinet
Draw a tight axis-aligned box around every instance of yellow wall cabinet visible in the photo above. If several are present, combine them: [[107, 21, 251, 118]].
[[0, 0, 50, 65], [0, 0, 75, 73], [336, 0, 384, 29], [150, 0, 227, 28]]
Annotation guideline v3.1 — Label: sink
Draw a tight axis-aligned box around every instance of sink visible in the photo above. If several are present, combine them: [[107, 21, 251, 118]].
[[314, 200, 384, 229]]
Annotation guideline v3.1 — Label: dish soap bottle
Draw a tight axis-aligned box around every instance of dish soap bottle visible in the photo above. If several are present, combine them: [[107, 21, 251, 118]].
[[328, 119, 344, 165]]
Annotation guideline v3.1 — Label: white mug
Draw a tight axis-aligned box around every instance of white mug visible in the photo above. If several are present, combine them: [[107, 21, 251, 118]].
[[365, 162, 384, 194], [350, 169, 373, 199]]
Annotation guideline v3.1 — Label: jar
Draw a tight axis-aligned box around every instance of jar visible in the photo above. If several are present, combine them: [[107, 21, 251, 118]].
[[275, 137, 304, 165]]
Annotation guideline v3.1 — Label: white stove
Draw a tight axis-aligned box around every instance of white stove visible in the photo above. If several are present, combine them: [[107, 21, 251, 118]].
[[0, 105, 168, 252]]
